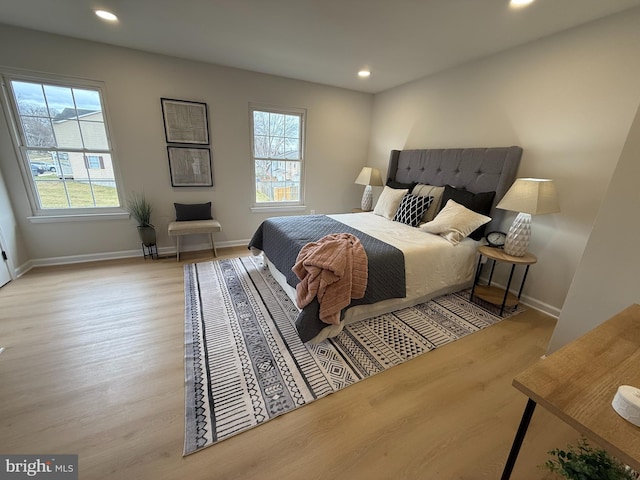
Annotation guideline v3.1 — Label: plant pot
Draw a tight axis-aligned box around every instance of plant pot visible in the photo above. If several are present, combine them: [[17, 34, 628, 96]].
[[137, 226, 156, 247]]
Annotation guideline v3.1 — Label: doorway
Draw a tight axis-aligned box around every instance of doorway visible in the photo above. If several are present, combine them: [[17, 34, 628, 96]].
[[0, 228, 12, 288]]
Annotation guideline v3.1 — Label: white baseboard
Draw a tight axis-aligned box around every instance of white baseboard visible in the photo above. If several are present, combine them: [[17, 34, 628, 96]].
[[15, 239, 251, 273], [14, 260, 33, 279], [30, 248, 145, 268], [519, 294, 560, 319]]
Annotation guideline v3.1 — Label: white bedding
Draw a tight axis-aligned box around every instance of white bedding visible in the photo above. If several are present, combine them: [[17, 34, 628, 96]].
[[265, 212, 480, 342]]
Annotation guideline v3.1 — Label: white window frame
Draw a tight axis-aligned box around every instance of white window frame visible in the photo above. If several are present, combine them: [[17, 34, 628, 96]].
[[0, 69, 127, 222], [249, 103, 306, 212]]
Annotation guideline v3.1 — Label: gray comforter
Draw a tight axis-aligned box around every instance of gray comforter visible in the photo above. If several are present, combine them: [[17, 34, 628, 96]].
[[248, 215, 405, 342]]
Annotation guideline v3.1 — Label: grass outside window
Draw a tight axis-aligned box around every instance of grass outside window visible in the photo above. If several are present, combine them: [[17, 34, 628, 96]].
[[34, 176, 119, 208]]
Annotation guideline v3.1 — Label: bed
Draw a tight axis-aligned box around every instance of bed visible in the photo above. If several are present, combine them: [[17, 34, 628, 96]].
[[249, 146, 522, 343]]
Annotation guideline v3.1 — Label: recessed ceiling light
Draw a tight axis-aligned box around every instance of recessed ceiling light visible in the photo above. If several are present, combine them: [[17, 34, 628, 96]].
[[95, 10, 118, 21], [510, 0, 535, 8], [358, 70, 371, 78]]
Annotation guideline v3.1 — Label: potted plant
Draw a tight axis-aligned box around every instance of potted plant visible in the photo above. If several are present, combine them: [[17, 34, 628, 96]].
[[541, 437, 638, 479], [126, 192, 156, 247]]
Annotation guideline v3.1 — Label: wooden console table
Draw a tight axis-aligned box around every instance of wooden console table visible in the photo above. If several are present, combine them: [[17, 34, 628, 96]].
[[501, 303, 640, 479]]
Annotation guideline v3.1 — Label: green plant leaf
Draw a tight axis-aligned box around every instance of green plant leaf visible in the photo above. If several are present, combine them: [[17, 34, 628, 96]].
[[126, 191, 153, 227], [541, 437, 638, 480]]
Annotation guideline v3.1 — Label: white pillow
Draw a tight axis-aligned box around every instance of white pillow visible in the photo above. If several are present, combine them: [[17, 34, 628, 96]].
[[412, 184, 445, 222], [373, 186, 408, 219], [420, 199, 491, 245]]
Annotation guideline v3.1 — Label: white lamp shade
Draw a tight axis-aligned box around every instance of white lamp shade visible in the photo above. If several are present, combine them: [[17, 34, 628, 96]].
[[496, 178, 560, 215], [354, 167, 383, 187], [354, 167, 382, 212]]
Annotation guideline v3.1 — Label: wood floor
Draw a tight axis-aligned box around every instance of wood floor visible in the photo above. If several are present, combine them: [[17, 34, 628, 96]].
[[0, 248, 580, 479]]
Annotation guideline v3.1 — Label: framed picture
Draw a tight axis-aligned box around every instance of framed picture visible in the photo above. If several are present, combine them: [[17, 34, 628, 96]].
[[167, 146, 213, 187], [161, 98, 209, 145]]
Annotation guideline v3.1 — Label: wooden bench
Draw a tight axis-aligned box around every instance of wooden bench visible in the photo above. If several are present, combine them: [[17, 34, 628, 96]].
[[167, 219, 222, 261]]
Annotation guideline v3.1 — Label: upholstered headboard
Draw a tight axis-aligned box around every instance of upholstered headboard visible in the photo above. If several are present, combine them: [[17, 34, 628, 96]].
[[386, 147, 522, 233]]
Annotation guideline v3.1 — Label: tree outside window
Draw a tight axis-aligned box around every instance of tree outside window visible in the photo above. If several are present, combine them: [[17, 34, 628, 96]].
[[250, 106, 305, 205]]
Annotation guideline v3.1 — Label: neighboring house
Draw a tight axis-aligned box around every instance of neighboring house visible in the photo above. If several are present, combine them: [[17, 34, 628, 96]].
[[52, 109, 116, 187]]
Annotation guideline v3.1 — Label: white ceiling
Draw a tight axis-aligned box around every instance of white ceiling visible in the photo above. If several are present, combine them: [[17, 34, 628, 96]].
[[1, 0, 640, 93]]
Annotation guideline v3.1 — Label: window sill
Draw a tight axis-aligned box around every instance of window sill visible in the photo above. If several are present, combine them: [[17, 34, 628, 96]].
[[28, 212, 130, 224], [250, 205, 307, 214]]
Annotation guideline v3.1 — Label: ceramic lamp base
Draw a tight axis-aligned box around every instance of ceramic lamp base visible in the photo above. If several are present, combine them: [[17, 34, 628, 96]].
[[361, 185, 373, 211], [504, 212, 531, 257]]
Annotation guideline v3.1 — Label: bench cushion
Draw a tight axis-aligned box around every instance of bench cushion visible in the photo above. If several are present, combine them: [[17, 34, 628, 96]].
[[168, 220, 221, 236]]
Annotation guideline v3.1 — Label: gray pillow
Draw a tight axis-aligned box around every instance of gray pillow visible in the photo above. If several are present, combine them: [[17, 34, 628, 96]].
[[386, 179, 418, 191]]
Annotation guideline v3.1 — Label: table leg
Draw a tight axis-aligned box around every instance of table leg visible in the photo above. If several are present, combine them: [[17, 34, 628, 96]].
[[517, 265, 531, 300], [500, 264, 516, 316], [488, 259, 497, 285], [470, 254, 484, 299], [500, 398, 537, 480]]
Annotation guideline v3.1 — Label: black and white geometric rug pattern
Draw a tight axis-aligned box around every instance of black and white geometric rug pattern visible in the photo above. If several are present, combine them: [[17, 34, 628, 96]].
[[183, 255, 521, 455]]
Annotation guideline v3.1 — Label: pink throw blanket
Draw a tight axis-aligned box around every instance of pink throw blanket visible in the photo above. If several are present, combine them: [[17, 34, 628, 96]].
[[292, 233, 368, 326]]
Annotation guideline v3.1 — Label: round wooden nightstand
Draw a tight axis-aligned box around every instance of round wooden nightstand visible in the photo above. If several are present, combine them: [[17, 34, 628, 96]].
[[470, 245, 537, 316]]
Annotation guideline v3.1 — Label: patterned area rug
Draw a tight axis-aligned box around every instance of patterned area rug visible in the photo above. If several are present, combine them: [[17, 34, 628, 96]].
[[183, 255, 521, 455]]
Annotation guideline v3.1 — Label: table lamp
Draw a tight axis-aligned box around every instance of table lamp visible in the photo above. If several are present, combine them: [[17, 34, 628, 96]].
[[354, 166, 383, 211], [496, 178, 560, 257]]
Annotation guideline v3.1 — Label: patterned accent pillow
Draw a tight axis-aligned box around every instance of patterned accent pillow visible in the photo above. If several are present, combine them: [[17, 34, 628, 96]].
[[393, 194, 434, 227]]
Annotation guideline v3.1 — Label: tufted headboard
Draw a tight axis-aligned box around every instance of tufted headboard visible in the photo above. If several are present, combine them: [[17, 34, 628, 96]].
[[386, 146, 522, 233]]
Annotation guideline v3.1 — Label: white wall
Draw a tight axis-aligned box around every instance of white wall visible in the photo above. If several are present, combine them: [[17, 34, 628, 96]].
[[0, 158, 23, 276], [547, 103, 640, 352], [0, 24, 372, 268], [367, 8, 640, 316], [0, 96, 29, 273]]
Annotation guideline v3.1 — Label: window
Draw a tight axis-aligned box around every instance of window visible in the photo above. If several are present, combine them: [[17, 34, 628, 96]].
[[250, 105, 305, 206], [85, 155, 105, 169], [2, 72, 122, 213]]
